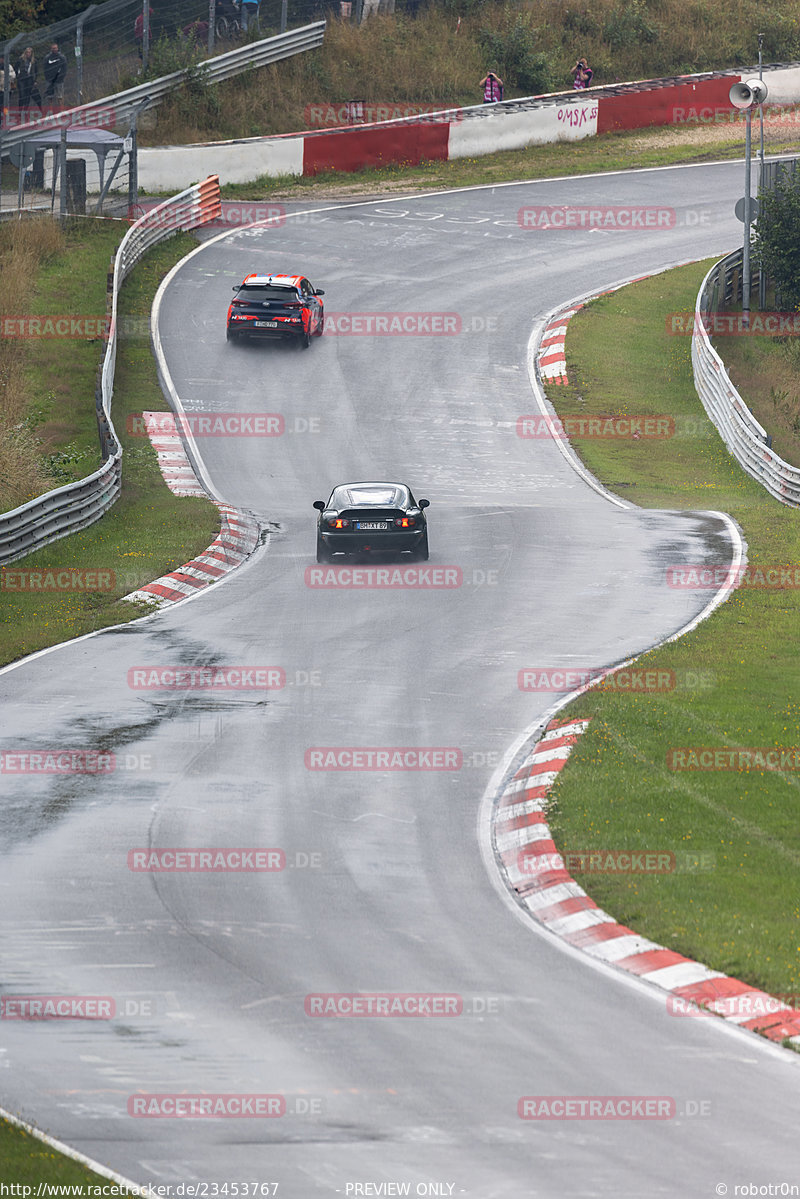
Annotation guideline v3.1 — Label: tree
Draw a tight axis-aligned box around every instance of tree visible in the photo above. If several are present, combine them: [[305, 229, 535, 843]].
[[0, 0, 45, 40], [753, 169, 800, 310]]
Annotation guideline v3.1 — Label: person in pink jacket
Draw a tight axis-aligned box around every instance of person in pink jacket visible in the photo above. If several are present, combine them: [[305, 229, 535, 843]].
[[480, 71, 504, 103]]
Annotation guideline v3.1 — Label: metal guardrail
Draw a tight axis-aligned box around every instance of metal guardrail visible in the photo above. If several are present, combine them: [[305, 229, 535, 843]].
[[692, 248, 800, 509], [0, 22, 325, 154], [0, 175, 222, 565]]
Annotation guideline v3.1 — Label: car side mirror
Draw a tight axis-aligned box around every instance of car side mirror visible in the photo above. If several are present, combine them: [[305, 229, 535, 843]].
[[418, 498, 430, 509], [232, 285, 239, 291], [314, 289, 325, 296], [312, 500, 325, 511]]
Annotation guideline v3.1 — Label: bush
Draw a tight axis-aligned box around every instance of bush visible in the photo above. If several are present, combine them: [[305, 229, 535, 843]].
[[603, 0, 659, 49], [478, 10, 553, 95], [753, 169, 800, 310]]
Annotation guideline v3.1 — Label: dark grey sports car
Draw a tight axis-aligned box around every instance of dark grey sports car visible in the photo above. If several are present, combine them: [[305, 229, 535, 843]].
[[313, 481, 430, 563]]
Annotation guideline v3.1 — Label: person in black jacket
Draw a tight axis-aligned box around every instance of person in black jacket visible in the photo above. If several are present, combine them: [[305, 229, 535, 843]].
[[43, 43, 67, 103], [15, 47, 41, 111]]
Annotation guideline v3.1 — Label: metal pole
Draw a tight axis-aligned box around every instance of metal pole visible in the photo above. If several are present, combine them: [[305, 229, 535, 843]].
[[128, 110, 138, 212], [281, 0, 288, 32], [59, 124, 67, 217], [142, 0, 150, 74], [758, 33, 766, 311], [743, 105, 752, 324], [76, 7, 96, 107], [208, 0, 216, 54]]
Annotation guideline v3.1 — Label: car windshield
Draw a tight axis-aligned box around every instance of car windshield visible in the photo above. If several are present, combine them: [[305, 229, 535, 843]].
[[330, 484, 411, 509], [238, 286, 299, 301]]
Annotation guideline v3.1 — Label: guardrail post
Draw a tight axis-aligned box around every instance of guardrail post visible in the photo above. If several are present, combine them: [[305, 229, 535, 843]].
[[208, 0, 216, 55], [280, 0, 288, 33], [59, 126, 68, 218]]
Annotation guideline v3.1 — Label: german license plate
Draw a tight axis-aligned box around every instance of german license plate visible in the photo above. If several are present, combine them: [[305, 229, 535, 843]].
[[356, 522, 388, 530], [255, 320, 278, 328]]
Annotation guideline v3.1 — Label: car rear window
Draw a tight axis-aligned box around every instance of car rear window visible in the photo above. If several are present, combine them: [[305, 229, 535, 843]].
[[237, 286, 299, 301], [332, 485, 409, 508]]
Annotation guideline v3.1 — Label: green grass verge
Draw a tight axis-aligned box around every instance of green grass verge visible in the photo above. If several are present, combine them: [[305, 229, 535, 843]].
[[1, 230, 221, 669], [0, 1117, 136, 1188], [710, 320, 800, 470], [215, 123, 800, 202], [25, 220, 121, 488], [542, 264, 800, 999]]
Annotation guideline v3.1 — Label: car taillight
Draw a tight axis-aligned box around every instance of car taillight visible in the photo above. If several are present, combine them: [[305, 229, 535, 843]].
[[283, 302, 302, 309], [328, 518, 349, 528], [231, 299, 247, 307], [395, 517, 415, 527]]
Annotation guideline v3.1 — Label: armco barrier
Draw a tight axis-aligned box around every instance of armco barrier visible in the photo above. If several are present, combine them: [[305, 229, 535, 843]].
[[136, 63, 800, 190], [0, 175, 222, 566], [692, 249, 800, 508]]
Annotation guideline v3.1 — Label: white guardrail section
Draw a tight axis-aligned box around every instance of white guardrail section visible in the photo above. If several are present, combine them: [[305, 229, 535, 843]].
[[0, 176, 222, 565], [692, 249, 800, 508], [0, 22, 326, 154]]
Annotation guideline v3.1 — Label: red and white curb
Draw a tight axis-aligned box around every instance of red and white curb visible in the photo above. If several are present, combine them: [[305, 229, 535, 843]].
[[123, 411, 260, 608], [492, 717, 800, 1048], [537, 307, 581, 385], [141, 410, 206, 497]]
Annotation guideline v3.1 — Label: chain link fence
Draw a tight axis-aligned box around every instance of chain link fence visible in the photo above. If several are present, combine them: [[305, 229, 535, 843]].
[[1, 0, 335, 118]]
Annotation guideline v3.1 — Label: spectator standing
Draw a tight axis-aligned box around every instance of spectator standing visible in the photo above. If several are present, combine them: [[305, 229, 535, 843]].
[[43, 43, 67, 103], [572, 58, 593, 89], [240, 0, 259, 32], [0, 57, 16, 129], [15, 47, 41, 112], [480, 71, 504, 103]]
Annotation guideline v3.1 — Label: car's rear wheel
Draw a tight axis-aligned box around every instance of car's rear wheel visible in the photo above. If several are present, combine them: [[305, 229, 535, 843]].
[[226, 327, 239, 343], [316, 535, 332, 563], [412, 531, 429, 561], [300, 329, 311, 349]]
